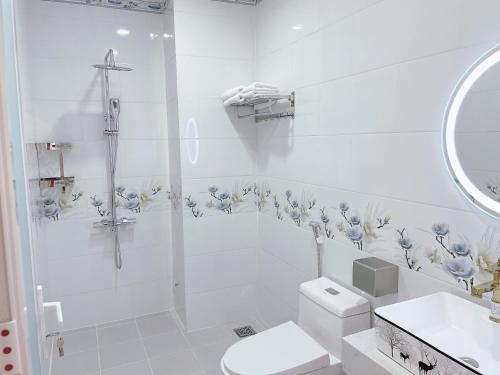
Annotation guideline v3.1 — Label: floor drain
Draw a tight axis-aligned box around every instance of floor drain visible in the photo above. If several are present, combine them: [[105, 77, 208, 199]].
[[233, 325, 257, 338]]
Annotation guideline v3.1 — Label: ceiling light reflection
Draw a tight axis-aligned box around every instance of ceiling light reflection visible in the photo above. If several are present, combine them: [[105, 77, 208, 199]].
[[184, 118, 199, 165], [116, 28, 130, 36]]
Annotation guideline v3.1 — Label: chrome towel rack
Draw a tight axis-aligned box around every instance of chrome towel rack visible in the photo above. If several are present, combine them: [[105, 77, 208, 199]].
[[232, 91, 295, 123]]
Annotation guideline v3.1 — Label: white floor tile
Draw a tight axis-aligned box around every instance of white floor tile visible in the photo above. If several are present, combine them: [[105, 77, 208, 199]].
[[143, 330, 190, 358], [136, 312, 179, 338], [101, 360, 152, 375], [51, 349, 99, 375], [193, 338, 235, 373], [99, 339, 147, 370], [51, 312, 259, 375], [185, 325, 236, 348], [98, 320, 140, 346], [149, 349, 203, 375], [61, 328, 98, 355]]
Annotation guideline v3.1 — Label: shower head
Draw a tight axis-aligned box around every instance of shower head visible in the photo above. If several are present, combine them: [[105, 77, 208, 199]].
[[93, 49, 133, 71], [92, 64, 133, 71]]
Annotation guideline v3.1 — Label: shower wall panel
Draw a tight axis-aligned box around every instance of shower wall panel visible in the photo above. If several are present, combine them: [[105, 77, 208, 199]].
[[15, 0, 173, 330]]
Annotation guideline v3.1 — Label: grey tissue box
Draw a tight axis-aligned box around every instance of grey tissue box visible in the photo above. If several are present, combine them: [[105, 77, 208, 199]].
[[353, 257, 398, 297]]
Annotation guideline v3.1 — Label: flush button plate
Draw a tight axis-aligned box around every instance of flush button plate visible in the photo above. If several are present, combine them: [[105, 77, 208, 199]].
[[325, 287, 339, 295], [0, 321, 22, 374]]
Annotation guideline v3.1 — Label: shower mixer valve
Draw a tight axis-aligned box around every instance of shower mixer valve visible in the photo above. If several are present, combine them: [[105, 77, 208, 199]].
[[93, 217, 136, 229]]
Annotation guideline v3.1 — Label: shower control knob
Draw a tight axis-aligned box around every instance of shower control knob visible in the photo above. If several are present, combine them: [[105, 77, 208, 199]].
[[93, 217, 136, 229]]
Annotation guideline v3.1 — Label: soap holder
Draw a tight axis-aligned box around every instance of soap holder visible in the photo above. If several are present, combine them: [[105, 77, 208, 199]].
[[30, 142, 75, 192]]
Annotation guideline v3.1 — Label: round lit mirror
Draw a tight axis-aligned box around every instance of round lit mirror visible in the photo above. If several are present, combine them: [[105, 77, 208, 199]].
[[444, 45, 500, 218]]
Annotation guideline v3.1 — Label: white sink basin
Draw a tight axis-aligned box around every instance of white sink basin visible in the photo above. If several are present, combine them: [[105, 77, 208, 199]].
[[374, 292, 500, 375]]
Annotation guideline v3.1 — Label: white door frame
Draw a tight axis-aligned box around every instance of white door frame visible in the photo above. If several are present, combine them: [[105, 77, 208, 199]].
[[0, 4, 33, 374]]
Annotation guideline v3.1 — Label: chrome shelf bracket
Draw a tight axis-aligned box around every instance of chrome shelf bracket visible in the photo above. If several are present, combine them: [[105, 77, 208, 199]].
[[233, 91, 295, 123]]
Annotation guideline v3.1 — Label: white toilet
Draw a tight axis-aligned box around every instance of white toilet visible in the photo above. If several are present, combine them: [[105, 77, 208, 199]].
[[221, 277, 370, 375]]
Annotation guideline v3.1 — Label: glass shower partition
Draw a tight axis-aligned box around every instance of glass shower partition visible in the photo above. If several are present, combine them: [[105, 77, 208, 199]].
[[1, 1, 42, 373]]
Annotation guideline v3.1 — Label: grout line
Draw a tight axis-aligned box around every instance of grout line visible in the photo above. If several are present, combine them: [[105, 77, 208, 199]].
[[255, 0, 386, 59], [170, 313, 206, 373], [258, 39, 492, 94], [134, 318, 155, 375], [100, 358, 152, 375], [184, 247, 257, 258], [257, 244, 313, 280], [257, 130, 440, 138], [178, 136, 258, 141], [185, 283, 256, 297], [48, 280, 171, 300], [182, 174, 256, 181], [176, 52, 253, 62], [95, 325, 102, 375]]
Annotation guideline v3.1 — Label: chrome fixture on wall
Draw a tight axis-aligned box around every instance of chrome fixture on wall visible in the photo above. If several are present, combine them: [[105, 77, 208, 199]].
[[42, 0, 168, 13], [210, 0, 261, 6], [472, 258, 500, 323], [93, 49, 136, 270], [31, 142, 75, 193], [309, 221, 324, 278]]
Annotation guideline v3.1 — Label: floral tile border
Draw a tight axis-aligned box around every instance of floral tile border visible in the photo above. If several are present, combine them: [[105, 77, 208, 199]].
[[32, 180, 171, 222], [183, 181, 261, 218], [256, 180, 499, 292], [32, 176, 499, 293]]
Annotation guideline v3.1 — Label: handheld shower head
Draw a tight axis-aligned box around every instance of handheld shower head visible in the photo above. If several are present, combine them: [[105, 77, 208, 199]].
[[109, 98, 121, 131], [109, 98, 120, 117]]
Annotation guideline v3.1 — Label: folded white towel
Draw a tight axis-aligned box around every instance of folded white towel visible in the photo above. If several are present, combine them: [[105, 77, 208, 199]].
[[223, 94, 244, 107], [222, 82, 280, 107], [221, 86, 244, 101], [245, 82, 278, 91], [242, 86, 278, 95], [241, 89, 279, 99], [244, 87, 279, 93]]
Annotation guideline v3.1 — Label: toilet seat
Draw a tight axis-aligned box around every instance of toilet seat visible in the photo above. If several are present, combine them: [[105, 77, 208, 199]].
[[221, 321, 332, 375]]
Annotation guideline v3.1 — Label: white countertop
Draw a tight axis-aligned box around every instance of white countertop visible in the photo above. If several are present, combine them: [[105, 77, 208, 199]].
[[342, 329, 412, 375]]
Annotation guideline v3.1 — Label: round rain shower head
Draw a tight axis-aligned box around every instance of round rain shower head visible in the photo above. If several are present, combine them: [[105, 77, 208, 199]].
[[92, 64, 133, 71]]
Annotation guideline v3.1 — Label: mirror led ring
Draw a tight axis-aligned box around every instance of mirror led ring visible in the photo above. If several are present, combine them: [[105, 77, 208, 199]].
[[444, 46, 500, 218]]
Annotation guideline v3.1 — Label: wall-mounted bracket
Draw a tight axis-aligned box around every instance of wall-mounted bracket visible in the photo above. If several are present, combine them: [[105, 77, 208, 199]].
[[232, 91, 295, 123], [30, 142, 75, 192]]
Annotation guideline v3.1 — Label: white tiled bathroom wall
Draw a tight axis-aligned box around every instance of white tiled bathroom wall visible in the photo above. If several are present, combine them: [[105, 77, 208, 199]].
[[15, 0, 173, 330], [254, 0, 500, 326]]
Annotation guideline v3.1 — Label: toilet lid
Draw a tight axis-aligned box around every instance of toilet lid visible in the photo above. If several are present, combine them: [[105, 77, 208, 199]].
[[222, 321, 331, 375]]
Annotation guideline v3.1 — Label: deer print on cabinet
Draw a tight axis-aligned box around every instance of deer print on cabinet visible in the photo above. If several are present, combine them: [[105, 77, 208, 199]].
[[375, 317, 478, 375]]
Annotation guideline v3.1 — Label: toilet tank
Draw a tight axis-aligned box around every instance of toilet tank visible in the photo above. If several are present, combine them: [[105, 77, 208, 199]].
[[298, 277, 370, 359]]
